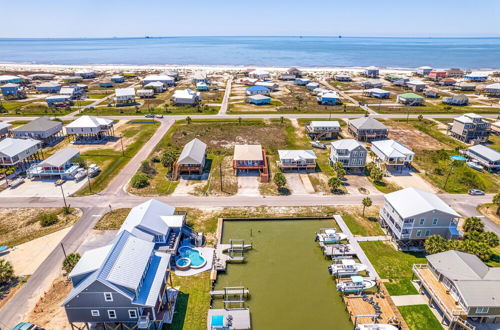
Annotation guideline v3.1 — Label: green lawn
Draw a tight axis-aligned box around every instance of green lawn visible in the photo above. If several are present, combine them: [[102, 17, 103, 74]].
[[0, 101, 72, 116], [398, 305, 442, 330], [359, 241, 427, 295], [74, 121, 160, 195], [342, 214, 384, 236], [377, 103, 500, 114], [80, 104, 219, 116], [168, 273, 211, 330]]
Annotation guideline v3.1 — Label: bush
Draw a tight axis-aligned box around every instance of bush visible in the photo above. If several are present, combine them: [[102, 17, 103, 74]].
[[63, 253, 81, 274], [131, 173, 150, 188], [39, 213, 58, 227], [151, 156, 160, 163], [139, 160, 156, 177]]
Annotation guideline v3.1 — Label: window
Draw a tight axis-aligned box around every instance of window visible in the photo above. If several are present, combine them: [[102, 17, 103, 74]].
[[128, 309, 138, 318], [416, 230, 422, 237], [476, 307, 489, 314], [91, 310, 100, 317], [104, 292, 113, 302], [108, 310, 117, 319], [419, 219, 425, 225], [432, 219, 438, 225], [425, 230, 430, 237]]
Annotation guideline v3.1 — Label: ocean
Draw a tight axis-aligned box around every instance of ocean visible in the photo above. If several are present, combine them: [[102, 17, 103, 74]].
[[0, 36, 499, 69]]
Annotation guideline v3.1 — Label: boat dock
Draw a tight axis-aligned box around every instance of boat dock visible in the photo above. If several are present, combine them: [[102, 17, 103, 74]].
[[342, 283, 408, 329], [210, 288, 250, 297], [207, 308, 251, 330], [320, 242, 357, 257]]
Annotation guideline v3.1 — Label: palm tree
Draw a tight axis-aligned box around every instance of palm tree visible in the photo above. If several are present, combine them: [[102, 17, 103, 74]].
[[186, 116, 192, 125], [493, 192, 500, 216], [362, 197, 372, 217], [369, 167, 383, 182], [0, 259, 14, 284], [328, 177, 342, 193], [63, 253, 81, 274], [161, 151, 177, 174], [463, 217, 484, 233], [424, 235, 448, 254], [295, 96, 304, 110]]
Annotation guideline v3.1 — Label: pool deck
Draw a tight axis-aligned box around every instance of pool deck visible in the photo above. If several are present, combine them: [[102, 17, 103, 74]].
[[175, 247, 214, 277], [207, 308, 251, 330]]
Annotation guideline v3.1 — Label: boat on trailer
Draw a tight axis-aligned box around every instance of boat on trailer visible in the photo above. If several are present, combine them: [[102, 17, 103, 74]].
[[328, 259, 367, 276], [316, 228, 347, 244], [356, 324, 398, 330], [336, 275, 375, 293]]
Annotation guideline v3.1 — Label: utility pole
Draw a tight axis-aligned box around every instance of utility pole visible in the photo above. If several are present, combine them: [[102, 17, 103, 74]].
[[219, 162, 223, 193], [120, 133, 124, 156], [60, 184, 67, 208]]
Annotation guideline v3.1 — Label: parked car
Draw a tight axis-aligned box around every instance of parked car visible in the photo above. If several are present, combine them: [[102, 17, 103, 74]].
[[74, 169, 87, 181], [144, 114, 154, 118], [13, 322, 45, 330], [155, 114, 164, 118], [468, 189, 485, 195], [88, 164, 101, 177]]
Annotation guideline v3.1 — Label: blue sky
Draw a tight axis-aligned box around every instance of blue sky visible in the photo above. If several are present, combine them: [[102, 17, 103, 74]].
[[2, 0, 500, 38]]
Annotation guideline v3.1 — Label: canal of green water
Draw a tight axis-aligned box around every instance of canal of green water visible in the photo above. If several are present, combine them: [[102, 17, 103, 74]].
[[214, 219, 352, 330]]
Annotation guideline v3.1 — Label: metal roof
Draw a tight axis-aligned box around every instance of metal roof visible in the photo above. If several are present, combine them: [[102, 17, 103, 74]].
[[278, 150, 316, 161], [38, 148, 80, 168], [247, 85, 270, 92], [0, 122, 12, 130], [0, 138, 41, 157], [385, 187, 460, 219], [309, 120, 340, 128], [68, 244, 113, 278], [349, 117, 387, 130], [365, 88, 390, 94], [247, 94, 270, 100], [398, 92, 424, 99], [234, 144, 263, 161], [119, 199, 176, 236], [134, 251, 171, 306], [331, 139, 366, 151], [66, 115, 113, 129], [115, 87, 135, 97], [468, 144, 500, 162], [372, 139, 414, 159], [485, 82, 500, 90], [15, 117, 62, 133], [177, 138, 207, 165]]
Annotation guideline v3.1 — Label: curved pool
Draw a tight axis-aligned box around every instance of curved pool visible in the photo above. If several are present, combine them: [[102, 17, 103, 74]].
[[176, 257, 191, 270], [178, 246, 207, 269]]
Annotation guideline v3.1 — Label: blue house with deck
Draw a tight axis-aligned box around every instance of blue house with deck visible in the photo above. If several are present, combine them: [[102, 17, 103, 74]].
[[36, 82, 61, 93], [0, 83, 25, 99], [247, 94, 271, 105], [246, 85, 270, 96]]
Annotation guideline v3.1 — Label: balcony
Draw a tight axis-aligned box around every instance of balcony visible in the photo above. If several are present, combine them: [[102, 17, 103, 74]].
[[413, 265, 467, 319]]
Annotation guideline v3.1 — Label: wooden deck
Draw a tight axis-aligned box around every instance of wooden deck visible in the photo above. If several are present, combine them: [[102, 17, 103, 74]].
[[413, 265, 467, 318], [343, 283, 408, 329]]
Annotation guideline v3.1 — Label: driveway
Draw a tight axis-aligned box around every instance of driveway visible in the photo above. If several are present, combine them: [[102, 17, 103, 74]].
[[385, 168, 438, 193], [0, 179, 87, 198], [237, 173, 260, 196], [284, 173, 309, 195], [344, 174, 379, 195], [172, 178, 205, 196]]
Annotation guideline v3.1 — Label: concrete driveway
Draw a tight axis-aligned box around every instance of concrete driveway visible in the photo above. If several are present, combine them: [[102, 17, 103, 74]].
[[0, 178, 87, 198], [344, 174, 379, 195], [237, 172, 260, 196], [172, 178, 205, 196], [283, 173, 315, 194], [385, 168, 438, 193]]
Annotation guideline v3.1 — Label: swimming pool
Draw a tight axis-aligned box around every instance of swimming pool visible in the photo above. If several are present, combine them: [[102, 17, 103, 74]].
[[177, 246, 207, 269]]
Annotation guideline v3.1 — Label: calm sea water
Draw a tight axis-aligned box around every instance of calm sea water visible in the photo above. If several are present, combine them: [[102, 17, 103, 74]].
[[0, 37, 499, 68]]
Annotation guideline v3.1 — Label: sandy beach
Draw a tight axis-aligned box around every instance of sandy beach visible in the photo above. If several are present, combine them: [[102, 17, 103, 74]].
[[1, 62, 497, 76]]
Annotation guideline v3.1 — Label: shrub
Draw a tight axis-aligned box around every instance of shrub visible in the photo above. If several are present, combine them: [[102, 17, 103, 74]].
[[151, 156, 160, 163], [131, 173, 149, 188], [63, 253, 81, 274], [39, 213, 58, 227], [0, 259, 14, 284], [139, 160, 156, 177]]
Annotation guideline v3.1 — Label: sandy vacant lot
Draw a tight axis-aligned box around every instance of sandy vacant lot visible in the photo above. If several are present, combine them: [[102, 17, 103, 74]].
[[386, 121, 448, 150]]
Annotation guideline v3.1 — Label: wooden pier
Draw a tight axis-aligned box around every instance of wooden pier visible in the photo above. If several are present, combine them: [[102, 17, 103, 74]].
[[342, 282, 409, 329], [320, 243, 357, 257], [210, 288, 250, 297]]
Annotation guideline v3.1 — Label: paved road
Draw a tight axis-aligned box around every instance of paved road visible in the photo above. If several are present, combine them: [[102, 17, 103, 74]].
[[218, 77, 233, 115], [0, 206, 107, 328], [322, 79, 377, 114]]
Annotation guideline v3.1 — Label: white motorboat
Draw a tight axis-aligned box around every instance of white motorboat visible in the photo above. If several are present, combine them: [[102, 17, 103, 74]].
[[336, 276, 375, 293], [74, 169, 87, 181], [311, 140, 326, 149], [356, 324, 398, 330], [316, 228, 347, 244], [466, 161, 484, 171], [8, 177, 24, 188], [88, 164, 101, 177], [328, 259, 367, 276]]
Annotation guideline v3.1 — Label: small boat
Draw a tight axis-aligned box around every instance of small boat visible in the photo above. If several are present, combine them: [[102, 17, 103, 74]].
[[356, 324, 398, 330], [0, 245, 9, 254], [316, 228, 347, 244], [328, 259, 367, 276], [466, 161, 484, 171], [74, 169, 87, 181], [311, 140, 326, 149], [8, 177, 24, 188], [88, 164, 100, 177], [336, 276, 375, 293]]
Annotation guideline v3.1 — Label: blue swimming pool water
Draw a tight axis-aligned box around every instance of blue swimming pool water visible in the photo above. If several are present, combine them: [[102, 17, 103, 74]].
[[211, 315, 224, 327], [176, 258, 190, 267], [178, 247, 206, 267]]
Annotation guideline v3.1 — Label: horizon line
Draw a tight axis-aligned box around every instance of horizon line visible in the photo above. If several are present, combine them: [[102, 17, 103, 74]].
[[1, 35, 500, 40]]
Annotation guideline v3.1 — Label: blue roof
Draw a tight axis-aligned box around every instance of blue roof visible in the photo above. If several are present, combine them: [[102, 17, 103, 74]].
[[247, 85, 270, 92]]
